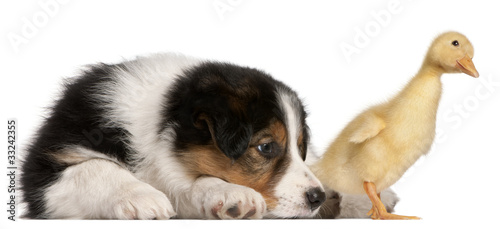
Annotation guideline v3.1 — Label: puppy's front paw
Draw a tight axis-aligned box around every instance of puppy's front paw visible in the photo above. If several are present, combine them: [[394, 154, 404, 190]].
[[112, 182, 176, 219], [201, 184, 266, 219]]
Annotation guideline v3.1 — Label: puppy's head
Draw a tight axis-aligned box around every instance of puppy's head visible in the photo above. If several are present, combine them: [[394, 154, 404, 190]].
[[167, 62, 325, 218]]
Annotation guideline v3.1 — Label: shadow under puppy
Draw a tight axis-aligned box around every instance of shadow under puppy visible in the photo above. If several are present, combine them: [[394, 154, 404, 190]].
[[21, 53, 397, 219]]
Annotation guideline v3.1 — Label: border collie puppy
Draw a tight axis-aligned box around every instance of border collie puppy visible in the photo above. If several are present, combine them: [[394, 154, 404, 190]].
[[21, 53, 328, 219]]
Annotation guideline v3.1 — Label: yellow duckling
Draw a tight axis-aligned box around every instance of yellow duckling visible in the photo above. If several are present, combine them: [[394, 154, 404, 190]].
[[312, 31, 479, 220]]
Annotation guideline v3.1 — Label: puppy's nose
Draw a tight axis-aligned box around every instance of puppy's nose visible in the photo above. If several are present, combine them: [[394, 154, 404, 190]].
[[306, 187, 326, 211]]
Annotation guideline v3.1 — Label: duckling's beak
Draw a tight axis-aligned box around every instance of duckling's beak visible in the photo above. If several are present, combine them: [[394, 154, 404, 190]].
[[456, 55, 479, 78]]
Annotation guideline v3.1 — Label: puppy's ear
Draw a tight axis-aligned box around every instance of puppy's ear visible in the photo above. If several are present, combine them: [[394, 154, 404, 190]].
[[196, 112, 252, 161]]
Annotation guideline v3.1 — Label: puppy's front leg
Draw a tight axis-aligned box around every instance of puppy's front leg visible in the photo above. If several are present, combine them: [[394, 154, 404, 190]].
[[44, 159, 176, 219], [183, 176, 267, 219]]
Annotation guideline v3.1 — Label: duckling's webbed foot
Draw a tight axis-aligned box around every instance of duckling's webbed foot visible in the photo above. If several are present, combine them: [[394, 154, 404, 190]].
[[363, 182, 421, 220]]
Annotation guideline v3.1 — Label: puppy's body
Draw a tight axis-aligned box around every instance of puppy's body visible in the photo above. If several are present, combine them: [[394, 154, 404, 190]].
[[21, 53, 327, 219]]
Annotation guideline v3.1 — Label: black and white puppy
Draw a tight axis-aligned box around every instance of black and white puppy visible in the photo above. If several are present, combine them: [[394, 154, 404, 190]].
[[21, 53, 329, 219]]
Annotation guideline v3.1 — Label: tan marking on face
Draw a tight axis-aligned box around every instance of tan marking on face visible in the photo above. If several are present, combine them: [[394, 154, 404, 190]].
[[180, 119, 289, 210], [297, 132, 304, 148], [297, 131, 307, 160]]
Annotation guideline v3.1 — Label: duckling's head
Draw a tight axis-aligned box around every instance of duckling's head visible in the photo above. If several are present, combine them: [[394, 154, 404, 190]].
[[424, 31, 479, 78]]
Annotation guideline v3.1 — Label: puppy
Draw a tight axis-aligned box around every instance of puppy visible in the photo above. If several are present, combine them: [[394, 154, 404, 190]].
[[21, 53, 327, 219]]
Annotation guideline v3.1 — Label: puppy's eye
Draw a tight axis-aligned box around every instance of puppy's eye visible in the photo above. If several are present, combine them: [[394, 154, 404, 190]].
[[452, 40, 459, 46], [256, 142, 277, 156]]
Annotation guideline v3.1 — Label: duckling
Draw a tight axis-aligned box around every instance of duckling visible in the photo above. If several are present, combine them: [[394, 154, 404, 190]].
[[312, 31, 479, 220]]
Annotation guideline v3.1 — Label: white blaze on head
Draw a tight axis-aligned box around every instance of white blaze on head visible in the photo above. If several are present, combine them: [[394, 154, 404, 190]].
[[267, 88, 325, 218]]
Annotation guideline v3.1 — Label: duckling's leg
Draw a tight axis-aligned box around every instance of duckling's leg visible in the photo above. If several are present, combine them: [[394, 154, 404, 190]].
[[363, 182, 420, 220], [366, 193, 381, 219]]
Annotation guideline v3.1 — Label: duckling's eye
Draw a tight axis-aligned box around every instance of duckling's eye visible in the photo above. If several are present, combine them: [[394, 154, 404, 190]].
[[452, 40, 459, 46]]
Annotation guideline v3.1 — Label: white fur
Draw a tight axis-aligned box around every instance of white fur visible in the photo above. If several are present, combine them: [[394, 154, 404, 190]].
[[100, 53, 201, 216], [183, 176, 266, 219], [44, 153, 175, 219], [269, 88, 325, 218], [337, 189, 399, 219]]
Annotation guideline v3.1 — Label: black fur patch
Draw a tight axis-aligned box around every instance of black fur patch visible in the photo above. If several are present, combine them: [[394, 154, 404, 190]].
[[161, 62, 291, 161], [21, 63, 131, 218]]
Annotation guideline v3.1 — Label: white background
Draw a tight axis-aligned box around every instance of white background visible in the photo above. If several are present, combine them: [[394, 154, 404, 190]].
[[1, 0, 499, 228]]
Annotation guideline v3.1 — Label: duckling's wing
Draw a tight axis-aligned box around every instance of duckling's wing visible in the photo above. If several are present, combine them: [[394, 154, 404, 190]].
[[349, 112, 386, 144]]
